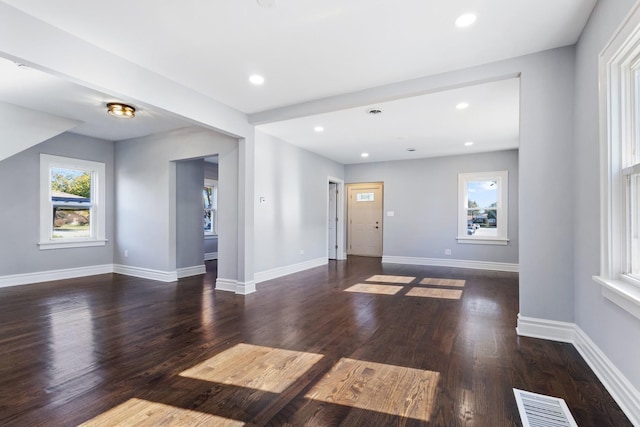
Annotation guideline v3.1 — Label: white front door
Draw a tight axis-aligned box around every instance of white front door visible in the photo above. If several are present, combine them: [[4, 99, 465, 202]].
[[328, 183, 338, 259], [347, 183, 383, 257]]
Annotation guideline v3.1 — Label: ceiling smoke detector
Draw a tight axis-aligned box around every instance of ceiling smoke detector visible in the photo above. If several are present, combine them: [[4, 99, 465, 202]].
[[367, 108, 383, 115]]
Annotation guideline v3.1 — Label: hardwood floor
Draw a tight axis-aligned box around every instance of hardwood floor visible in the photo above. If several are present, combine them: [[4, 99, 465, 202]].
[[0, 257, 631, 426]]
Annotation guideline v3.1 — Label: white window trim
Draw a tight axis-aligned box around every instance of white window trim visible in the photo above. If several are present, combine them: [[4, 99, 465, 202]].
[[457, 170, 509, 246], [204, 178, 218, 237], [39, 154, 106, 250], [594, 3, 640, 320]]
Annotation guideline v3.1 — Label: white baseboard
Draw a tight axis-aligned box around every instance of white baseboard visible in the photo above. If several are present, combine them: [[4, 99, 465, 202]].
[[517, 315, 640, 425], [255, 257, 328, 284], [113, 264, 178, 282], [215, 277, 238, 292], [0, 264, 113, 288], [515, 315, 576, 342], [176, 265, 206, 279], [236, 281, 256, 295], [382, 255, 519, 272], [205, 252, 218, 261]]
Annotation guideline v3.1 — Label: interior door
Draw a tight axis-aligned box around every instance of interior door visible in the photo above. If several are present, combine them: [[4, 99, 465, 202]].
[[328, 183, 338, 259], [347, 183, 383, 257]]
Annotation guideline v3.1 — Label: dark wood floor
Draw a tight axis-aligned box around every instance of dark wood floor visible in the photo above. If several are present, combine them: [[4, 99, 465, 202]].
[[0, 257, 631, 426]]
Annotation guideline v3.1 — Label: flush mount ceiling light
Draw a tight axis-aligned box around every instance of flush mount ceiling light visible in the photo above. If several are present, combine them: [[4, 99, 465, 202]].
[[361, 152, 369, 158], [107, 102, 135, 119], [456, 102, 470, 110], [249, 74, 265, 85], [314, 126, 324, 132], [464, 141, 474, 146], [455, 13, 477, 28]]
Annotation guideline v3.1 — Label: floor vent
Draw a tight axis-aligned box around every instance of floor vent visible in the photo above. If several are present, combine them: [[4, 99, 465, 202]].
[[513, 388, 578, 427]]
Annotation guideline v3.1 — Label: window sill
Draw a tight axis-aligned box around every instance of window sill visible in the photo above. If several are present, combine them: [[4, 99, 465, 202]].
[[456, 237, 509, 246], [39, 239, 107, 250], [593, 275, 640, 321]]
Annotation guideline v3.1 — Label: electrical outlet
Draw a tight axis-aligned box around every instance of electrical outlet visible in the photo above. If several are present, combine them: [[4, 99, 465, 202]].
[[124, 249, 129, 258], [444, 249, 452, 255]]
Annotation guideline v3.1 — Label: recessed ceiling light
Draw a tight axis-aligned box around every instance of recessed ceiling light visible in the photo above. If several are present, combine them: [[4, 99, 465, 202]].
[[314, 126, 324, 132], [455, 13, 477, 28], [249, 74, 265, 85], [464, 141, 474, 146], [361, 152, 369, 158], [456, 102, 470, 110]]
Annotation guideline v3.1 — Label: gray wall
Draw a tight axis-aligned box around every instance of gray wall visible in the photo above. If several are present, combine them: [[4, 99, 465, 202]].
[[176, 159, 205, 269], [0, 132, 114, 275], [115, 127, 238, 278], [254, 131, 344, 273], [345, 149, 519, 264], [573, 0, 640, 387], [204, 161, 218, 256]]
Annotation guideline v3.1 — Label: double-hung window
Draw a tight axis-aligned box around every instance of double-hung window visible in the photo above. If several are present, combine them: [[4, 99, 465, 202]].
[[204, 179, 218, 236], [457, 170, 509, 245], [595, 4, 640, 319], [39, 154, 106, 249]]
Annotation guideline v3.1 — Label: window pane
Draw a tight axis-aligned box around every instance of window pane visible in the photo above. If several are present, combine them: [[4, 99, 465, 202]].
[[51, 168, 91, 200], [356, 192, 374, 202], [204, 209, 213, 233], [635, 70, 640, 164], [53, 207, 91, 239], [630, 173, 640, 276], [203, 187, 213, 209], [467, 180, 497, 209]]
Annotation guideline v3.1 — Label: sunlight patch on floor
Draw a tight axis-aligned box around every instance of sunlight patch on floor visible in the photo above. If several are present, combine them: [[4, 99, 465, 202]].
[[179, 343, 323, 393], [305, 358, 439, 422], [406, 287, 463, 300], [419, 278, 466, 287], [79, 398, 244, 427], [366, 274, 415, 284], [344, 283, 404, 295]]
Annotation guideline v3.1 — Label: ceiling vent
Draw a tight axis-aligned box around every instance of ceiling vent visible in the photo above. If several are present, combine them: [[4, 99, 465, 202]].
[[513, 389, 578, 427]]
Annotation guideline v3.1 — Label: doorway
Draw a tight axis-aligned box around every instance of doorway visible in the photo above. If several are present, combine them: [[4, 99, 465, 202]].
[[347, 182, 383, 257], [328, 182, 338, 259], [327, 177, 346, 260]]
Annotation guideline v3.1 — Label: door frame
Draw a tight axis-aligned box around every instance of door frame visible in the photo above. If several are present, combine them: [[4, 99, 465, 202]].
[[346, 182, 384, 257], [327, 176, 346, 260]]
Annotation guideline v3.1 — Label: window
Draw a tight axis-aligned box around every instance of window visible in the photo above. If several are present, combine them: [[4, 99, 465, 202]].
[[457, 170, 508, 245], [595, 4, 640, 319], [39, 154, 106, 249], [356, 192, 375, 202], [204, 179, 218, 236]]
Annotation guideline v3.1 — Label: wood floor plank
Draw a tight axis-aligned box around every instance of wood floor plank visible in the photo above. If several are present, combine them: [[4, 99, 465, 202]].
[[0, 257, 632, 426]]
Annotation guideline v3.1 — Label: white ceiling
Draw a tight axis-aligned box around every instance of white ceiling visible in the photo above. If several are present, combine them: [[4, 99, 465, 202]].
[[0, 0, 596, 161], [0, 57, 190, 142], [258, 78, 520, 164]]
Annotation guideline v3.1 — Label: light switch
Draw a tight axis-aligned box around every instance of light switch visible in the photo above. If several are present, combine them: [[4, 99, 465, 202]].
[[387, 211, 395, 217]]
